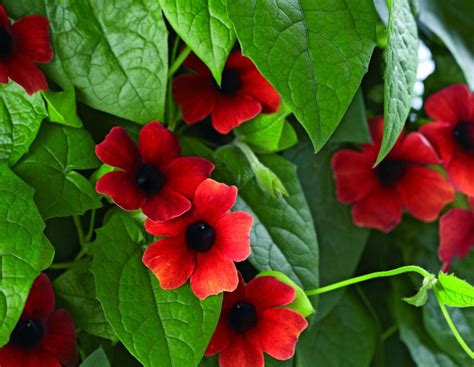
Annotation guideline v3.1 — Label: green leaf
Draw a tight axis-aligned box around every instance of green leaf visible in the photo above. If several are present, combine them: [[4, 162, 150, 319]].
[[80, 347, 111, 367], [419, 0, 474, 89], [54, 264, 116, 340], [222, 153, 319, 289], [91, 212, 222, 367], [234, 104, 297, 154], [14, 123, 101, 219], [377, 0, 419, 163], [227, 0, 376, 152], [285, 142, 369, 317], [39, 235, 55, 270], [257, 270, 315, 317], [435, 272, 474, 308], [0, 165, 47, 346], [296, 290, 377, 367], [0, 82, 46, 166], [213, 145, 254, 188], [330, 89, 370, 144], [3, 0, 168, 123], [392, 279, 457, 367], [404, 273, 437, 307], [160, 0, 235, 83], [42, 88, 83, 128]]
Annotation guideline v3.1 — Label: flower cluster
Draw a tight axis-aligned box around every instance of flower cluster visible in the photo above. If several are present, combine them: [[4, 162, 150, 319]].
[[332, 84, 474, 270], [96, 119, 307, 364], [0, 274, 77, 367], [0, 5, 52, 94]]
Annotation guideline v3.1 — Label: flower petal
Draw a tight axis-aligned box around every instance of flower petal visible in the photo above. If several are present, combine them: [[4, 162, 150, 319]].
[[142, 236, 196, 290], [239, 68, 281, 113], [141, 189, 191, 222], [211, 95, 261, 134], [138, 121, 180, 168], [256, 308, 307, 360], [144, 216, 190, 237], [193, 179, 237, 219], [245, 276, 295, 312], [95, 126, 139, 172], [214, 211, 253, 262], [222, 272, 246, 312], [205, 316, 231, 356], [331, 149, 377, 204], [351, 186, 403, 232], [183, 52, 212, 75], [425, 84, 471, 124], [22, 273, 55, 322], [218, 335, 264, 367], [446, 150, 474, 196], [173, 75, 217, 123], [164, 156, 214, 198], [190, 249, 238, 299], [0, 346, 61, 367], [420, 122, 456, 165], [12, 15, 53, 63], [6, 54, 48, 95], [96, 171, 146, 210], [439, 208, 474, 269], [41, 310, 77, 367], [398, 167, 455, 222], [398, 132, 440, 164], [0, 62, 8, 83]]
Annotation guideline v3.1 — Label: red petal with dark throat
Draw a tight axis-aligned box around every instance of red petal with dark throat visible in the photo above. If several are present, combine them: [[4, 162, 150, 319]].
[[245, 276, 295, 312], [95, 126, 139, 172], [96, 171, 146, 210], [138, 122, 180, 168], [425, 84, 471, 124], [12, 16, 53, 63], [22, 273, 55, 322], [211, 95, 261, 134]]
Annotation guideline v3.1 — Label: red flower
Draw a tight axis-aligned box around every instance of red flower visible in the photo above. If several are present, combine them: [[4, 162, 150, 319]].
[[332, 117, 455, 232], [0, 5, 53, 95], [420, 84, 474, 196], [96, 121, 214, 221], [205, 273, 308, 367], [173, 51, 281, 134], [0, 274, 77, 367], [439, 197, 474, 272], [143, 179, 253, 299]]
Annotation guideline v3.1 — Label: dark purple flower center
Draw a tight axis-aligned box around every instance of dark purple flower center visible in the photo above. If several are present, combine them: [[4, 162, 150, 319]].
[[215, 68, 241, 97], [135, 164, 165, 196], [229, 302, 258, 333], [0, 25, 14, 59], [186, 221, 215, 252], [376, 159, 407, 186], [10, 319, 44, 349], [453, 121, 474, 154]]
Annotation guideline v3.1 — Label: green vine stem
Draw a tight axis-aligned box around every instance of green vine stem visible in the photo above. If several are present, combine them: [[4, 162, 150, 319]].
[[167, 45, 191, 78], [435, 294, 474, 359], [305, 265, 430, 296]]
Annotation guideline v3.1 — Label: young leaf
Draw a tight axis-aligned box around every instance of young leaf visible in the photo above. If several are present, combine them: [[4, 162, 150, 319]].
[[256, 270, 315, 317], [377, 0, 419, 163], [42, 88, 83, 128], [419, 0, 474, 89], [234, 103, 297, 154], [3, 0, 168, 123], [0, 82, 46, 166], [54, 264, 116, 341], [91, 212, 222, 367], [0, 165, 47, 346], [404, 273, 437, 307], [227, 0, 377, 152], [159, 0, 235, 83], [218, 153, 319, 290], [80, 347, 110, 367], [296, 291, 377, 367], [14, 123, 101, 219], [435, 272, 474, 308]]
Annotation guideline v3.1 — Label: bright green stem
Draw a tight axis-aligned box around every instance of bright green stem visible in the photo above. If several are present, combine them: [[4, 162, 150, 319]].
[[305, 265, 430, 296], [49, 261, 77, 270], [168, 46, 191, 78], [436, 295, 474, 359], [73, 215, 85, 247], [234, 140, 260, 169]]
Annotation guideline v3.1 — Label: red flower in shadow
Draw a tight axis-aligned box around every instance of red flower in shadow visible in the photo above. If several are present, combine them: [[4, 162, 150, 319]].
[[0, 274, 77, 367], [173, 51, 281, 134], [332, 116, 455, 232], [0, 5, 53, 94], [439, 197, 474, 272], [420, 84, 474, 196], [205, 273, 307, 367], [96, 121, 214, 221], [143, 179, 253, 299]]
